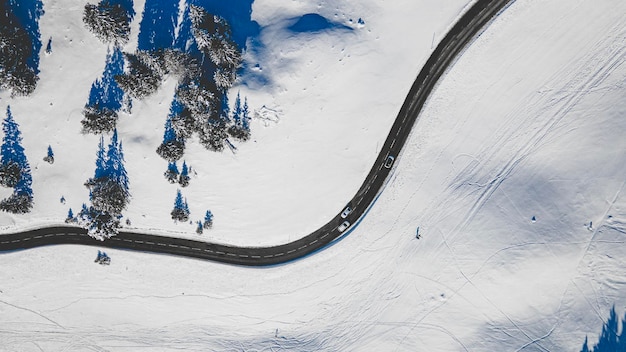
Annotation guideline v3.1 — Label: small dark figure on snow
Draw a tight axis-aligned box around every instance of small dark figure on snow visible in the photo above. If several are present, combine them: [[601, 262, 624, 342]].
[[43, 145, 54, 164], [95, 250, 111, 265]]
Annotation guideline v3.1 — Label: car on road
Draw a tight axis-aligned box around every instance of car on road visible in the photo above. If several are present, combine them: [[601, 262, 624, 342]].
[[341, 206, 352, 218], [338, 221, 350, 232], [384, 155, 395, 168]]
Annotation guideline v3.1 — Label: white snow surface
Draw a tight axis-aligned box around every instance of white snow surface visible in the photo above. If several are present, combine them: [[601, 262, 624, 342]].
[[1, 0, 626, 351]]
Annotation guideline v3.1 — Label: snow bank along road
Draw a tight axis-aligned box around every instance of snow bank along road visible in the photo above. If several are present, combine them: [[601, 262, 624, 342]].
[[0, 0, 513, 266]]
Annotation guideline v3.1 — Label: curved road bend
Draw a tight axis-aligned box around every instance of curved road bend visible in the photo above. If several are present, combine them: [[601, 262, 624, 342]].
[[0, 0, 514, 266]]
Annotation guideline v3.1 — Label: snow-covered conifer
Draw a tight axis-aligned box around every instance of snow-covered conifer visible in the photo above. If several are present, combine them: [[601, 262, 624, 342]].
[[43, 145, 54, 163], [164, 162, 179, 183], [203, 210, 213, 229], [82, 47, 126, 134], [83, 0, 135, 44], [171, 189, 190, 222], [0, 106, 33, 213], [178, 161, 190, 187]]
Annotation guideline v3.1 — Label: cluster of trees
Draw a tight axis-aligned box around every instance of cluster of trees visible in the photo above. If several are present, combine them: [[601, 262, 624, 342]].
[[116, 1, 249, 161], [580, 306, 626, 352], [196, 210, 213, 234], [171, 189, 213, 233], [0, 106, 33, 213], [164, 160, 190, 186], [0, 0, 44, 96], [78, 130, 130, 240], [81, 0, 253, 159]]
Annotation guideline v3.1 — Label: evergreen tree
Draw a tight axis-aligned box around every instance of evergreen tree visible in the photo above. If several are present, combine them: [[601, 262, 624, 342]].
[[0, 106, 25, 187], [203, 210, 213, 229], [232, 91, 241, 125], [65, 208, 75, 223], [83, 130, 130, 240], [196, 220, 203, 234], [78, 202, 90, 223], [228, 92, 250, 141], [43, 144, 54, 163], [171, 189, 189, 222], [0, 2, 38, 95], [156, 106, 185, 162], [94, 136, 106, 179], [178, 160, 190, 187], [164, 161, 179, 183], [82, 46, 126, 134], [83, 0, 135, 44], [115, 50, 163, 99], [7, 0, 44, 74], [242, 97, 250, 131], [0, 106, 33, 213]]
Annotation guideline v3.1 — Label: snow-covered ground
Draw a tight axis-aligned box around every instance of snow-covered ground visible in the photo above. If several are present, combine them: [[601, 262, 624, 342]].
[[0, 0, 473, 245], [1, 0, 626, 350]]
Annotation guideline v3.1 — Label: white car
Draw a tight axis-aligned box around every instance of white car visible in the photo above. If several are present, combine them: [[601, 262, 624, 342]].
[[338, 221, 350, 232], [384, 155, 395, 168], [341, 206, 352, 218]]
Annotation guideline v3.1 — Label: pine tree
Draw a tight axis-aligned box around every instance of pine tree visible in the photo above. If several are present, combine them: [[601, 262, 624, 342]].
[[164, 161, 179, 183], [43, 144, 54, 163], [242, 97, 250, 131], [0, 106, 33, 213], [82, 46, 126, 133], [7, 0, 44, 74], [196, 220, 203, 234], [115, 50, 163, 99], [94, 136, 106, 179], [65, 208, 75, 223], [228, 92, 250, 141], [171, 189, 189, 222], [178, 160, 190, 187], [203, 210, 213, 229], [156, 107, 185, 162], [83, 0, 135, 44], [83, 130, 130, 240], [232, 92, 241, 125]]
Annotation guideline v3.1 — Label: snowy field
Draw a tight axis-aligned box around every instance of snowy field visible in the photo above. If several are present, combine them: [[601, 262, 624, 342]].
[[1, 0, 626, 351]]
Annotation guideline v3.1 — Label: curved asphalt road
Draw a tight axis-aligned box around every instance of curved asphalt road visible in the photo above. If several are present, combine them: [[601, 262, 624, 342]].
[[0, 0, 514, 266]]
